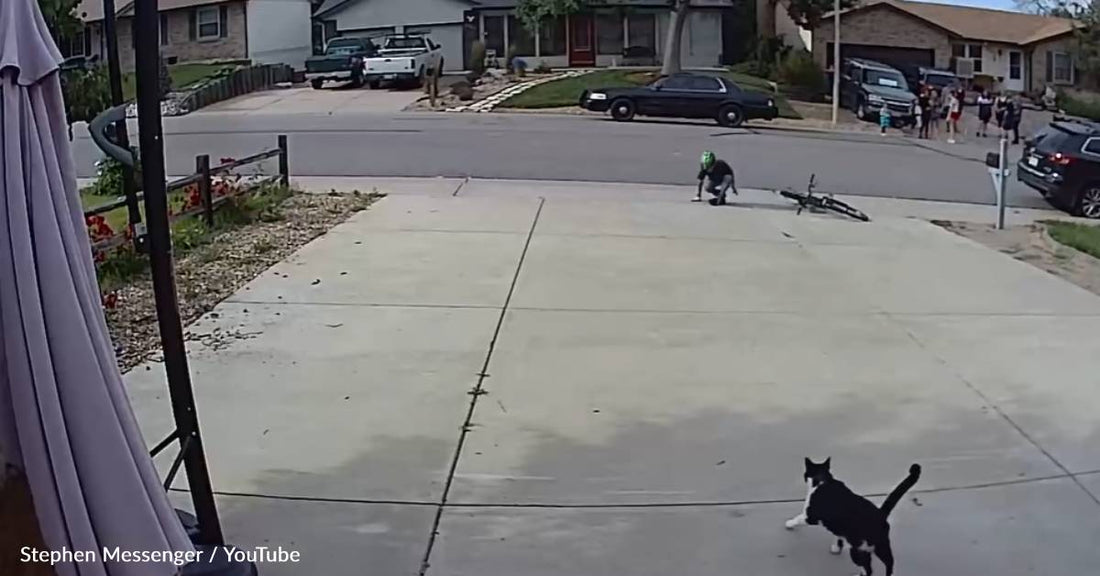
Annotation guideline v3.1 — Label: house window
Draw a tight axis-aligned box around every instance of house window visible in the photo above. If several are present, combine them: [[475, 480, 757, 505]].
[[60, 26, 88, 58], [952, 43, 982, 74], [1054, 51, 1073, 83], [539, 17, 566, 56], [507, 15, 536, 56], [627, 13, 656, 51], [160, 13, 169, 46], [483, 15, 505, 57], [1009, 51, 1022, 80], [596, 14, 623, 55], [196, 6, 221, 40]]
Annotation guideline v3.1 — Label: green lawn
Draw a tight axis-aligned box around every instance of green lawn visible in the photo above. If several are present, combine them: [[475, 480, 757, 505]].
[[1046, 221, 1100, 259], [122, 62, 241, 101], [502, 69, 800, 119]]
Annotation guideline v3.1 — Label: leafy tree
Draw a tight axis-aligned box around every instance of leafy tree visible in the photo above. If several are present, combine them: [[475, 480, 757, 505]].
[[38, 0, 113, 128], [516, 0, 584, 33], [38, 0, 82, 40]]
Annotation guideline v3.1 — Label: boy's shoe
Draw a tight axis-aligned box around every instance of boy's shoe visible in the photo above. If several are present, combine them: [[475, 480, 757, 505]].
[[691, 196, 703, 202]]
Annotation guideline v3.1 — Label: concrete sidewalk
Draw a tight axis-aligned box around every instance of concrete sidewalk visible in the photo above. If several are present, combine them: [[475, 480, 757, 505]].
[[124, 181, 1100, 576]]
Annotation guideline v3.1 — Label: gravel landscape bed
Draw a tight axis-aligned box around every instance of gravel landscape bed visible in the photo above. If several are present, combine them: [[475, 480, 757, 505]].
[[104, 191, 378, 372]]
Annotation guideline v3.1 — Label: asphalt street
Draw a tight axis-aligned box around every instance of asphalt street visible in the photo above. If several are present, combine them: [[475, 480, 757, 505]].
[[72, 111, 1050, 209]]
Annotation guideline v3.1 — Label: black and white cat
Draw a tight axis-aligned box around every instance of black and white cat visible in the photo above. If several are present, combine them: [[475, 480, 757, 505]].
[[784, 458, 921, 576]]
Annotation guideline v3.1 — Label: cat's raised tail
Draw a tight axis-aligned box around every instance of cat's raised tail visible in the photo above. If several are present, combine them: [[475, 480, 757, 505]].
[[879, 464, 922, 517]]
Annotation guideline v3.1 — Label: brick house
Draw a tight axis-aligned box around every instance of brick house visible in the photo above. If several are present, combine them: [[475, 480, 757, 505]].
[[312, 0, 745, 72], [74, 0, 313, 71], [805, 0, 1078, 93]]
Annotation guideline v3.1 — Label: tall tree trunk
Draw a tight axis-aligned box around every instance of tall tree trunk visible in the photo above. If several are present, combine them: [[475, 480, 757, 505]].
[[661, 2, 691, 76], [760, 0, 779, 39]]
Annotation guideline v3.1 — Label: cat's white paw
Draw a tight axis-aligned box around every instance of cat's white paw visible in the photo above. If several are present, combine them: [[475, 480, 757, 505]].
[[830, 542, 843, 555], [784, 519, 799, 530]]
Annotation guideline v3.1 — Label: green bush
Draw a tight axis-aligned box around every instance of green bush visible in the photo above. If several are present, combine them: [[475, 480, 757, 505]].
[[470, 41, 487, 79], [60, 65, 111, 125], [776, 51, 826, 100], [1059, 89, 1100, 121], [730, 60, 774, 80], [533, 60, 552, 74]]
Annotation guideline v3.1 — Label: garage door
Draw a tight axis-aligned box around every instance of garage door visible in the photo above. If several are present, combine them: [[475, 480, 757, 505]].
[[839, 44, 934, 71]]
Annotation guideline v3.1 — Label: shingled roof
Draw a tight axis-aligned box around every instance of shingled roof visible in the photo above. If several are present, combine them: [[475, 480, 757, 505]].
[[830, 0, 1077, 46]]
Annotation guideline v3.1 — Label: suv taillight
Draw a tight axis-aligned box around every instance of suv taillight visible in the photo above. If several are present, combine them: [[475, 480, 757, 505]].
[[1050, 152, 1072, 166]]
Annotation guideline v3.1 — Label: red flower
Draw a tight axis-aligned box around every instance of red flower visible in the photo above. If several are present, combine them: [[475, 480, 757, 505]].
[[102, 292, 118, 309]]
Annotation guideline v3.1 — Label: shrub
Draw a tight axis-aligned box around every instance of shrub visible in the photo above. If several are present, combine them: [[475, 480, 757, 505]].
[[60, 65, 111, 125], [514, 58, 528, 78], [776, 51, 826, 100], [1058, 89, 1100, 121], [730, 60, 773, 79], [470, 41, 487, 79], [506, 44, 517, 73], [533, 60, 552, 74]]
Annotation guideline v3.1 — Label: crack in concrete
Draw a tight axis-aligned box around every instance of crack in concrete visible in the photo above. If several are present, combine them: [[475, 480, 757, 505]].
[[417, 196, 546, 576]]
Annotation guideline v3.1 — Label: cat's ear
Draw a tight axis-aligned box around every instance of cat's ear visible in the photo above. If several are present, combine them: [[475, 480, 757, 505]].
[[823, 457, 831, 469], [804, 457, 813, 468]]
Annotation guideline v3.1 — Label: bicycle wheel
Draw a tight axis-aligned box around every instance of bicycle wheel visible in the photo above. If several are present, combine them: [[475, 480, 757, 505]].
[[822, 197, 870, 222]]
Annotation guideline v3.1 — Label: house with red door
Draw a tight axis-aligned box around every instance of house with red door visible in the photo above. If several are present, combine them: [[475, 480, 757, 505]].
[[311, 0, 743, 72]]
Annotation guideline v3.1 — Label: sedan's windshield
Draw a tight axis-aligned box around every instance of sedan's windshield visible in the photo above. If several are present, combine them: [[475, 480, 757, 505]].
[[863, 69, 908, 90]]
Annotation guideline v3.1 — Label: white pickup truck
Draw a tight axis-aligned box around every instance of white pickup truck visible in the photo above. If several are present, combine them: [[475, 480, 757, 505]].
[[363, 34, 444, 89]]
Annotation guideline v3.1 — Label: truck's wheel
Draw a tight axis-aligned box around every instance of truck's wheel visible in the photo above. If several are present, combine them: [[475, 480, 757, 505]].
[[311, 79, 324, 90], [368, 79, 382, 90], [350, 71, 364, 88]]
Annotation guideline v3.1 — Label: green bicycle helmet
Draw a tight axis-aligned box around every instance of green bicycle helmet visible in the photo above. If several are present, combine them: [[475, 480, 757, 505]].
[[701, 150, 716, 169]]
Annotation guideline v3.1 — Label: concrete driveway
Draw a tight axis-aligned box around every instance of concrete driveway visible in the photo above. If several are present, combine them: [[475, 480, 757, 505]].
[[199, 85, 425, 115], [125, 182, 1100, 576]]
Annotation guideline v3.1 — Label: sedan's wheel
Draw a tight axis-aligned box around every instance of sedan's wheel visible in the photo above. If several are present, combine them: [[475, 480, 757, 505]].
[[310, 79, 324, 90], [717, 104, 744, 128], [1077, 186, 1100, 218], [610, 98, 635, 121]]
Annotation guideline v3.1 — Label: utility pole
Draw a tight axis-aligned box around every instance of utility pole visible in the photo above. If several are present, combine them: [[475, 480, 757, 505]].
[[831, 0, 840, 126]]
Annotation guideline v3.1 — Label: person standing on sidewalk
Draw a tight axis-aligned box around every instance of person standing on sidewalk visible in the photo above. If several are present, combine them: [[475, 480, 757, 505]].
[[918, 89, 932, 139], [879, 103, 892, 135], [946, 89, 962, 144], [928, 89, 942, 139], [977, 90, 994, 137], [1002, 94, 1021, 144]]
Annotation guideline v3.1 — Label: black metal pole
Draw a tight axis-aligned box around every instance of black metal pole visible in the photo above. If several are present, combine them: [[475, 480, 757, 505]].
[[131, 0, 225, 547], [101, 0, 143, 252]]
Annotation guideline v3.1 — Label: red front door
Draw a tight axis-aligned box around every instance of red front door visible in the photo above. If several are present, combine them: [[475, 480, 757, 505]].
[[568, 14, 595, 67]]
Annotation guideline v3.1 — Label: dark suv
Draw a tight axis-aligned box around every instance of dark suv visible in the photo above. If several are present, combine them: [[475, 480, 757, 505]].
[[840, 58, 916, 126], [1017, 119, 1100, 218]]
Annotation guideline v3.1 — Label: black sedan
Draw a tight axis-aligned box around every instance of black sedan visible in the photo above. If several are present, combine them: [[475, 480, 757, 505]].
[[579, 73, 779, 127]]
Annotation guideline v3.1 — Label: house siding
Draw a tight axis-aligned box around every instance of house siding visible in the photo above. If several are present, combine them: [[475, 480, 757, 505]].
[[813, 5, 952, 70], [116, 1, 248, 71], [1029, 35, 1074, 91], [318, 0, 469, 71]]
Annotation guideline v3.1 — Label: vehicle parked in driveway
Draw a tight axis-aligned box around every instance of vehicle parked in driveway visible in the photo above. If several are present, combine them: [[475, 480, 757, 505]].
[[305, 37, 377, 89], [1018, 118, 1100, 218], [899, 65, 958, 95], [840, 58, 917, 126], [578, 73, 778, 127], [364, 34, 444, 89]]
